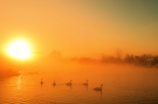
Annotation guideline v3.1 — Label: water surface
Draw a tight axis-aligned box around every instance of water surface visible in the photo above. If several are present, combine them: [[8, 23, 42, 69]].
[[0, 65, 158, 104]]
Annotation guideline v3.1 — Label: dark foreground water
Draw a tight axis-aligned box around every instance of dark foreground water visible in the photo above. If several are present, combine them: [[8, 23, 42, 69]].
[[0, 65, 158, 104]]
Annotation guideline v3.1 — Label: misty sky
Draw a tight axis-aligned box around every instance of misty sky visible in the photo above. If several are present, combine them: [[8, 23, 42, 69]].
[[0, 0, 158, 57]]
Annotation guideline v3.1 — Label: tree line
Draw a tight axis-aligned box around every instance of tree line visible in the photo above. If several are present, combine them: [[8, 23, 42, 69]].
[[101, 49, 158, 67]]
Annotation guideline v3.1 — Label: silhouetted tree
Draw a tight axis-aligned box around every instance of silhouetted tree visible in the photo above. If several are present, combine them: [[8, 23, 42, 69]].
[[100, 53, 107, 63], [115, 48, 123, 61], [49, 50, 62, 59], [124, 54, 135, 63], [151, 56, 158, 67]]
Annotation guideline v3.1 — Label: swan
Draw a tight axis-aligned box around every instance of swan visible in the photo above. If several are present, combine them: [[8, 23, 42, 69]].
[[94, 84, 103, 91], [66, 80, 72, 85], [83, 80, 88, 85], [40, 79, 44, 84], [53, 80, 56, 86]]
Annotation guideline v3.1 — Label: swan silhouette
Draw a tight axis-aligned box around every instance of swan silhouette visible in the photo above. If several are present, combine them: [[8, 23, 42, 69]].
[[66, 80, 72, 85], [40, 79, 44, 85], [53, 80, 56, 86], [94, 84, 103, 91], [83, 80, 88, 85]]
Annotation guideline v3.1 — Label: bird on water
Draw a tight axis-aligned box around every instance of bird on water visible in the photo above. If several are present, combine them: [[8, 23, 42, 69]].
[[94, 84, 103, 91], [40, 79, 44, 84], [83, 80, 88, 86], [66, 80, 72, 85], [53, 80, 56, 86]]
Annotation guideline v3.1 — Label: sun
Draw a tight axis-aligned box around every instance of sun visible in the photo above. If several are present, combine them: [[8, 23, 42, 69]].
[[7, 40, 31, 59]]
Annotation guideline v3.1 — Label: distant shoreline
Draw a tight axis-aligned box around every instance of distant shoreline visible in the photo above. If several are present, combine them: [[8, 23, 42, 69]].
[[0, 69, 20, 78], [70, 53, 158, 68]]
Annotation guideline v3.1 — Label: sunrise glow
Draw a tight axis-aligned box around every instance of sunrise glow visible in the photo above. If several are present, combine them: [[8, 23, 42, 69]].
[[0, 0, 158, 103], [7, 40, 31, 59]]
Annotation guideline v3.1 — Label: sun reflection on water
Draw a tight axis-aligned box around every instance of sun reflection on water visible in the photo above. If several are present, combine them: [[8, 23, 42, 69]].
[[17, 76, 21, 89]]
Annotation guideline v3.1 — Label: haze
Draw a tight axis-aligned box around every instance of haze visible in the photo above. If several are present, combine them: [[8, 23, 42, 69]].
[[0, 1, 158, 104], [0, 0, 158, 58]]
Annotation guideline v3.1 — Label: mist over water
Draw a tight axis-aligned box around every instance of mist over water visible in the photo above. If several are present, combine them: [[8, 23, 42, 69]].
[[0, 0, 158, 103], [1, 63, 158, 104]]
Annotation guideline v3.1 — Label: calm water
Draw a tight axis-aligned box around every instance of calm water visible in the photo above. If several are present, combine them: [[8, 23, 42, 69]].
[[0, 65, 158, 104]]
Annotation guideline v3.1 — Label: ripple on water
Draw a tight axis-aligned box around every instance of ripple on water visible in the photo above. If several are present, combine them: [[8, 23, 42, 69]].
[[1, 68, 158, 104]]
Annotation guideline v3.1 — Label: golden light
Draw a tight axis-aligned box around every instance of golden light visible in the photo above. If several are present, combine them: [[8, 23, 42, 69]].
[[7, 40, 31, 59]]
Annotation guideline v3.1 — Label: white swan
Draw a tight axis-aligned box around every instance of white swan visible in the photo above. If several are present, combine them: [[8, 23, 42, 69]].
[[53, 80, 56, 86], [40, 79, 44, 84], [94, 84, 103, 91], [83, 80, 88, 85], [66, 80, 72, 85]]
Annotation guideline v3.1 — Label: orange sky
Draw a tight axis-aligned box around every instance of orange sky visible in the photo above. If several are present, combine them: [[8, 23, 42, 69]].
[[0, 0, 158, 58]]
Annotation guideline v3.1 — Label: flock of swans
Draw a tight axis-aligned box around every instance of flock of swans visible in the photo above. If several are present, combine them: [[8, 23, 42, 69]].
[[40, 79, 103, 91]]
